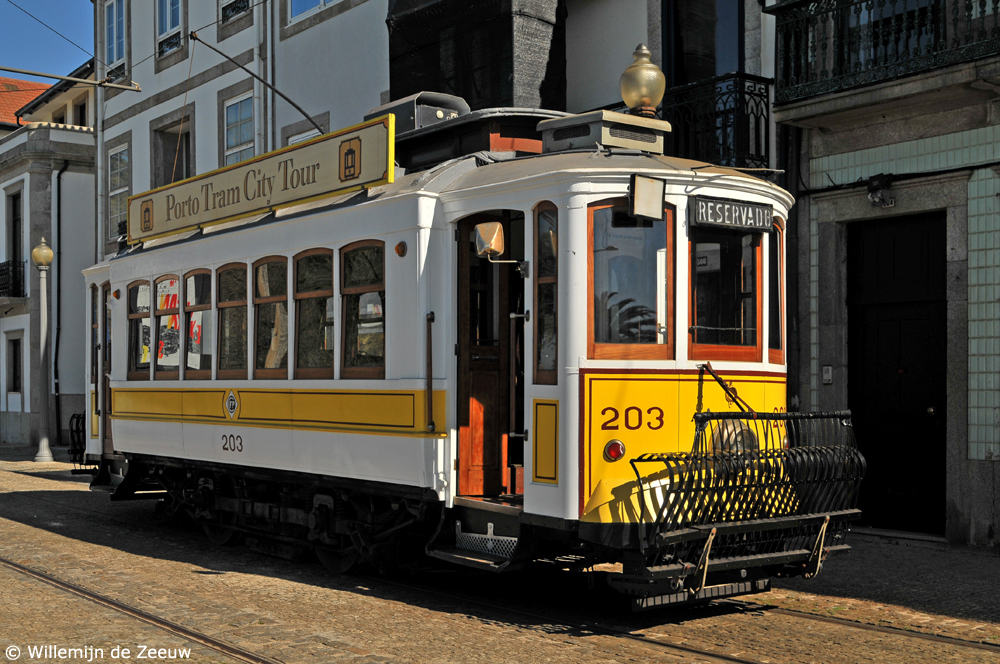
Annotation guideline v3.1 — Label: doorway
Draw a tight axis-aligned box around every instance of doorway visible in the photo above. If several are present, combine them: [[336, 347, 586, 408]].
[[102, 282, 114, 455], [456, 212, 525, 497], [847, 213, 947, 534]]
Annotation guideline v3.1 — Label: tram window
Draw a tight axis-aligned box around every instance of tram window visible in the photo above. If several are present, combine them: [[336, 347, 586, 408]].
[[690, 226, 761, 361], [90, 286, 98, 384], [588, 199, 674, 360], [294, 249, 334, 379], [184, 270, 212, 379], [768, 224, 784, 364], [341, 241, 385, 379], [153, 276, 181, 379], [217, 264, 248, 379], [254, 257, 289, 379], [127, 281, 152, 380], [535, 202, 558, 384]]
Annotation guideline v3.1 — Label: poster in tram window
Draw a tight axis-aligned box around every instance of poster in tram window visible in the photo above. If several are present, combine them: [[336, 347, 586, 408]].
[[156, 279, 181, 369], [187, 310, 206, 370]]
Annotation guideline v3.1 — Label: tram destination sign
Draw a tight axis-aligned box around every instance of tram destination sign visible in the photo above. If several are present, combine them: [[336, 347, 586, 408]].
[[691, 195, 773, 232], [127, 114, 395, 244]]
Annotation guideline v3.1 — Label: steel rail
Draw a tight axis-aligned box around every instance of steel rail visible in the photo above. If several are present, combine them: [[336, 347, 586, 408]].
[[728, 601, 1000, 655], [0, 554, 280, 664]]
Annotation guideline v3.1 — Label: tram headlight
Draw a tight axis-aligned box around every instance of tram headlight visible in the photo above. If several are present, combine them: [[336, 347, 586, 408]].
[[711, 420, 759, 454], [604, 439, 626, 462]]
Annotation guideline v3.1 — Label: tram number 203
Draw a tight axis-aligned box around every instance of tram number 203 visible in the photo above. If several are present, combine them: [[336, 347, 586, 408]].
[[601, 406, 665, 431], [222, 434, 244, 452]]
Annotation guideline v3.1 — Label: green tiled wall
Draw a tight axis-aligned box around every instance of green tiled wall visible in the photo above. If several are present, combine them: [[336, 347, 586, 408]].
[[810, 126, 1000, 461]]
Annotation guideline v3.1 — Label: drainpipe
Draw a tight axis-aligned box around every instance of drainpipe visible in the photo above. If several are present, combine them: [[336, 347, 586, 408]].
[[53, 159, 69, 446]]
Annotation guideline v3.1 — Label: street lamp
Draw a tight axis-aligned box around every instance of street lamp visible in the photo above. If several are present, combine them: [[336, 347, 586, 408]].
[[31, 237, 54, 463]]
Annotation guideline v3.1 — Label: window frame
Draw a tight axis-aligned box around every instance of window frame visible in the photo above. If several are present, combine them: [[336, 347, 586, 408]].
[[533, 201, 558, 385], [127, 279, 152, 381], [586, 197, 675, 360], [687, 226, 764, 363], [289, 0, 326, 23], [105, 0, 126, 67], [223, 92, 255, 166], [252, 256, 289, 380], [157, 0, 182, 38], [152, 275, 181, 380], [294, 248, 335, 379], [340, 240, 386, 380], [183, 269, 213, 380], [108, 145, 129, 241], [768, 220, 785, 366], [216, 263, 248, 380]]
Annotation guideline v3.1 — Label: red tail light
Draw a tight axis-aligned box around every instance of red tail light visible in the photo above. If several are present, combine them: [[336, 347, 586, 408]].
[[604, 439, 626, 462]]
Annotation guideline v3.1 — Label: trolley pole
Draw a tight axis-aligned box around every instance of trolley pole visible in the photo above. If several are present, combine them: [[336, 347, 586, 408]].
[[32, 238, 54, 463]]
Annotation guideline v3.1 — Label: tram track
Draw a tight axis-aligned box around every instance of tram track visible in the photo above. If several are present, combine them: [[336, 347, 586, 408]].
[[0, 554, 280, 664], [5, 481, 1000, 662]]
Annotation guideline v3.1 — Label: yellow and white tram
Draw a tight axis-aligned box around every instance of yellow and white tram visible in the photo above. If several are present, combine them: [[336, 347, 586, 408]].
[[82, 93, 864, 609]]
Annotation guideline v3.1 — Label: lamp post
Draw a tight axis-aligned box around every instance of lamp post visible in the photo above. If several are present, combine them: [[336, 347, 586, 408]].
[[31, 237, 54, 463]]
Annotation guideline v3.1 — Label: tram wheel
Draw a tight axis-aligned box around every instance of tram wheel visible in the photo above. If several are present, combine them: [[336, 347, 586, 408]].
[[315, 545, 359, 575]]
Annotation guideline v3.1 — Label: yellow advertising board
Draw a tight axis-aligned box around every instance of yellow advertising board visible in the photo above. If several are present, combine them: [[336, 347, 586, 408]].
[[127, 114, 395, 244]]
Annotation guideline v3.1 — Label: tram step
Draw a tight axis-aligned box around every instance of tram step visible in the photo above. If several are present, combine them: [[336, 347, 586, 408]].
[[425, 545, 510, 571]]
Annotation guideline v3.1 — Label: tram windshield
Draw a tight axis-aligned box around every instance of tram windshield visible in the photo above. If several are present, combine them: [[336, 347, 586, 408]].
[[691, 227, 757, 347]]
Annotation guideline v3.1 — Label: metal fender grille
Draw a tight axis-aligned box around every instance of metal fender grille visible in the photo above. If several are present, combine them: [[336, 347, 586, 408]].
[[454, 522, 518, 560], [631, 411, 865, 558]]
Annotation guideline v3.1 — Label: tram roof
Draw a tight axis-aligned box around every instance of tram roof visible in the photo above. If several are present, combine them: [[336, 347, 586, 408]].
[[116, 148, 788, 258]]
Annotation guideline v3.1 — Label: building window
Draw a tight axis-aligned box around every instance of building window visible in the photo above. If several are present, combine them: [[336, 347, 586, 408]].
[[224, 95, 254, 166], [157, 0, 182, 56], [8, 191, 22, 266], [217, 264, 248, 379], [153, 128, 191, 187], [221, 0, 251, 23], [291, 0, 324, 21], [108, 146, 129, 240], [294, 249, 334, 378], [154, 276, 181, 379], [588, 198, 674, 360], [127, 281, 152, 380], [689, 226, 762, 362], [105, 0, 125, 66], [7, 338, 21, 394], [341, 241, 385, 379], [184, 270, 212, 379], [253, 257, 288, 379], [75, 101, 87, 127], [288, 129, 321, 145], [534, 202, 558, 385], [768, 223, 784, 364]]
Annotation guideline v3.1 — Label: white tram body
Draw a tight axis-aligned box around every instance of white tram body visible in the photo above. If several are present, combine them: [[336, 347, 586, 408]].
[[82, 106, 864, 609]]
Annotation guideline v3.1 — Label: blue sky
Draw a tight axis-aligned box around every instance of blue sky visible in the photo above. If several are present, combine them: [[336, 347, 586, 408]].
[[0, 1, 94, 86]]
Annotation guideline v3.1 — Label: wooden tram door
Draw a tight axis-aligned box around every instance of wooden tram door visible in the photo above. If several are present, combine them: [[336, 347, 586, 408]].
[[102, 282, 114, 454], [457, 214, 524, 496], [847, 214, 947, 534]]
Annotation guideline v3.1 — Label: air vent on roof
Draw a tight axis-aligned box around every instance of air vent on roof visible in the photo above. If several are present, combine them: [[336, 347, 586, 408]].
[[609, 124, 656, 143], [553, 125, 590, 142]]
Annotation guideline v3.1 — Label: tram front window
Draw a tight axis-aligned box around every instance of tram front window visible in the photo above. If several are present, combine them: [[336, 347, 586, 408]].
[[341, 242, 385, 379], [691, 228, 758, 347], [592, 204, 667, 345], [127, 281, 151, 380]]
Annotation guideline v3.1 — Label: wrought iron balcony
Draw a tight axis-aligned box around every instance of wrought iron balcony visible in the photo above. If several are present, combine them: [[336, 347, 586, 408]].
[[768, 0, 1000, 104], [659, 73, 771, 170], [0, 260, 26, 299]]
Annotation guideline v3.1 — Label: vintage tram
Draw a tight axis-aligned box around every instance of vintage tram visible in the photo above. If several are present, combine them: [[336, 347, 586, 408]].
[[81, 87, 864, 610]]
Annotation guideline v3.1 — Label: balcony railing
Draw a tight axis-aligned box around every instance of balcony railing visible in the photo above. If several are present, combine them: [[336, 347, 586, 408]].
[[660, 73, 772, 169], [0, 260, 26, 299], [768, 0, 1000, 104]]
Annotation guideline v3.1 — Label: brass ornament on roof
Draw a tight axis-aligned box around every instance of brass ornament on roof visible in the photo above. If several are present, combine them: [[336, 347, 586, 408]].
[[620, 43, 666, 118]]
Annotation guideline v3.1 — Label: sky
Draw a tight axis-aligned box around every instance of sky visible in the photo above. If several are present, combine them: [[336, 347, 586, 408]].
[[0, 0, 95, 87]]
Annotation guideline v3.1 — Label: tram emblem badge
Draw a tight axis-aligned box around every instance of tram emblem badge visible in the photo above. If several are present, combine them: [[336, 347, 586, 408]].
[[140, 200, 154, 232], [225, 390, 239, 420], [339, 138, 361, 181]]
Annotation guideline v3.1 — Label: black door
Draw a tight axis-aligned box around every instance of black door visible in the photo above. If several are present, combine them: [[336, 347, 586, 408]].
[[847, 213, 946, 534]]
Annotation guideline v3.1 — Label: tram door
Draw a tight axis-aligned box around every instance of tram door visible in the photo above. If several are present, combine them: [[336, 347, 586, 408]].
[[847, 213, 946, 534], [457, 213, 525, 496], [102, 282, 114, 453]]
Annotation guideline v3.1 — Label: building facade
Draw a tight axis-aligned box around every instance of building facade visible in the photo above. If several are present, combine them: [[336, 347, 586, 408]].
[[0, 66, 96, 446], [766, 0, 1000, 544]]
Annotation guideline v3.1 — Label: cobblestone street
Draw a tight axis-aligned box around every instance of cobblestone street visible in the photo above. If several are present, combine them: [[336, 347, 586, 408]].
[[0, 451, 997, 664]]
